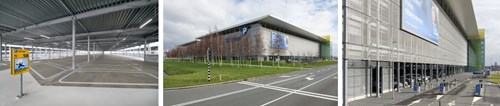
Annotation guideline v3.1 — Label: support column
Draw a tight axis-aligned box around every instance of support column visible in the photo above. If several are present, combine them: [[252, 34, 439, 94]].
[[72, 17, 76, 70], [397, 62, 400, 92], [0, 35, 2, 61], [376, 61, 380, 97], [411, 63, 414, 88], [144, 39, 147, 61], [31, 41, 34, 60], [87, 35, 90, 62], [403, 63, 406, 88], [93, 42, 96, 59]]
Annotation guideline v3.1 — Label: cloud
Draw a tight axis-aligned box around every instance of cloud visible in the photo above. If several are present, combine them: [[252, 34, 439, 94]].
[[472, 0, 500, 66], [164, 0, 338, 56]]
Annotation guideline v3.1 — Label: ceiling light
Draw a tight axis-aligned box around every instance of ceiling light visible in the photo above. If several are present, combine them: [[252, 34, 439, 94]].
[[24, 37, 35, 40], [140, 19, 152, 28], [40, 35, 50, 39]]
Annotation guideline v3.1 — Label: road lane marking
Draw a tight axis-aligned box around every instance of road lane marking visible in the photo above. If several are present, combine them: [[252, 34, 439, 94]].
[[408, 99, 421, 106], [472, 97, 481, 105], [171, 74, 309, 106], [172, 86, 259, 106], [260, 73, 338, 106], [238, 81, 337, 103], [280, 75, 291, 78], [305, 75, 315, 80], [30, 66, 67, 79], [58, 71, 158, 85], [436, 95, 443, 100]]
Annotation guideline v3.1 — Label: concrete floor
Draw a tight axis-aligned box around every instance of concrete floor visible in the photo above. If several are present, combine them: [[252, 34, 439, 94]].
[[0, 54, 158, 106], [28, 54, 158, 88]]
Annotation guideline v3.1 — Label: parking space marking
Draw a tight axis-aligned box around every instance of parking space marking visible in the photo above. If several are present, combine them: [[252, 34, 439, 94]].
[[132, 66, 143, 71], [58, 71, 158, 86], [30, 66, 67, 80]]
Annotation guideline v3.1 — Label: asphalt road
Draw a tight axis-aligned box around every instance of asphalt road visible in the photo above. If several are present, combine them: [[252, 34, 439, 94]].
[[395, 78, 500, 106], [164, 65, 338, 106]]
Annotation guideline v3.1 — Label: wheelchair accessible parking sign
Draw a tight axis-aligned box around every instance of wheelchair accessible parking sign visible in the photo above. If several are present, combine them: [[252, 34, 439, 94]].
[[10, 49, 30, 76]]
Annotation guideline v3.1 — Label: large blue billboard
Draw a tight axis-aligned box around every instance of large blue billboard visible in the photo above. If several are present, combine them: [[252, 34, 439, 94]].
[[271, 32, 288, 49], [402, 0, 439, 44]]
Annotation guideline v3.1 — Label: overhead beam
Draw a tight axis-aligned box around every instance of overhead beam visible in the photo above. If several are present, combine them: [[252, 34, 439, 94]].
[[3, 0, 158, 35], [11, 26, 157, 44]]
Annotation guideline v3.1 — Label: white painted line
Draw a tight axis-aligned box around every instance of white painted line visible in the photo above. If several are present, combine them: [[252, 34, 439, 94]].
[[44, 62, 68, 71], [279, 75, 291, 78], [172, 74, 309, 106], [132, 66, 143, 71], [238, 81, 337, 103], [30, 66, 66, 79], [436, 95, 444, 100], [172, 86, 259, 106], [448, 101, 455, 106], [260, 73, 338, 105], [57, 71, 158, 86], [408, 99, 421, 106], [74, 70, 157, 79], [472, 97, 481, 105], [79, 68, 137, 71], [58, 81, 158, 86], [306, 75, 315, 80]]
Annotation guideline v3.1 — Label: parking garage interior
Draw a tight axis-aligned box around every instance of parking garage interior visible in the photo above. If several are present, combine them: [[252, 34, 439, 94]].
[[0, 0, 159, 88]]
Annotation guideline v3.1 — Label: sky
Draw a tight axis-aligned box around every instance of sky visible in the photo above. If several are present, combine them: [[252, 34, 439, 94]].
[[164, 0, 338, 56], [472, 0, 500, 66]]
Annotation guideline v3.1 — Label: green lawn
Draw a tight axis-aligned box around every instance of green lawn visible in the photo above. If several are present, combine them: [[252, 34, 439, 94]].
[[164, 59, 336, 88], [489, 74, 500, 84], [172, 59, 336, 68]]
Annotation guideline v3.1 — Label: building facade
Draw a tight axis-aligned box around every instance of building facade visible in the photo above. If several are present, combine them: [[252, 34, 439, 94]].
[[343, 0, 476, 102], [169, 15, 329, 61]]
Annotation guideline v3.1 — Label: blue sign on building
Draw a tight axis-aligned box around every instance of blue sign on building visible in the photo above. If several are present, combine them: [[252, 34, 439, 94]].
[[241, 26, 249, 36]]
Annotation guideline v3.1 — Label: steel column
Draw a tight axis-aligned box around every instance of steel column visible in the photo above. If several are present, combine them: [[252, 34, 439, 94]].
[[72, 17, 76, 70]]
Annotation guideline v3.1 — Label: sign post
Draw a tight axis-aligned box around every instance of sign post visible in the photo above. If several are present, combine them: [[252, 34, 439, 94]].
[[10, 49, 30, 98], [207, 48, 211, 82]]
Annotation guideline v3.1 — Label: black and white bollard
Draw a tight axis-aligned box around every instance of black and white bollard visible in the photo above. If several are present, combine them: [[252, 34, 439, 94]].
[[207, 48, 211, 82]]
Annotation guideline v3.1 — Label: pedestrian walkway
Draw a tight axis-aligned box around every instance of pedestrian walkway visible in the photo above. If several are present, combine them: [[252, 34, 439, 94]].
[[348, 73, 472, 106]]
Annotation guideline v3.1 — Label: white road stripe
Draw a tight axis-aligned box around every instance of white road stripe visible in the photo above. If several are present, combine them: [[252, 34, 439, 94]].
[[408, 99, 421, 106], [261, 73, 338, 106], [238, 81, 337, 102], [171, 74, 308, 106]]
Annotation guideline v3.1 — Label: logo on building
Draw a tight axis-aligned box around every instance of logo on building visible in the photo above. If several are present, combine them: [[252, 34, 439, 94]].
[[241, 26, 249, 36]]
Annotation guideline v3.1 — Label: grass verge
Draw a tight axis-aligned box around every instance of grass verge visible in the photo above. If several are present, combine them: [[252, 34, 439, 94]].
[[488, 74, 500, 84]]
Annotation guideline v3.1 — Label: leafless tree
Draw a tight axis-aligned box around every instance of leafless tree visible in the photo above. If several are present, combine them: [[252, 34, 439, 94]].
[[270, 33, 286, 68], [255, 30, 265, 68]]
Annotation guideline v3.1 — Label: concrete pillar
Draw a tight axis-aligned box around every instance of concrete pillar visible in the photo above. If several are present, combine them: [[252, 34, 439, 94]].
[[397, 62, 400, 92], [144, 39, 147, 61], [72, 17, 76, 70], [0, 35, 2, 61], [403, 62, 406, 88], [31, 41, 34, 60], [87, 35, 90, 62], [411, 63, 414, 88], [93, 42, 96, 59], [376, 61, 380, 97]]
